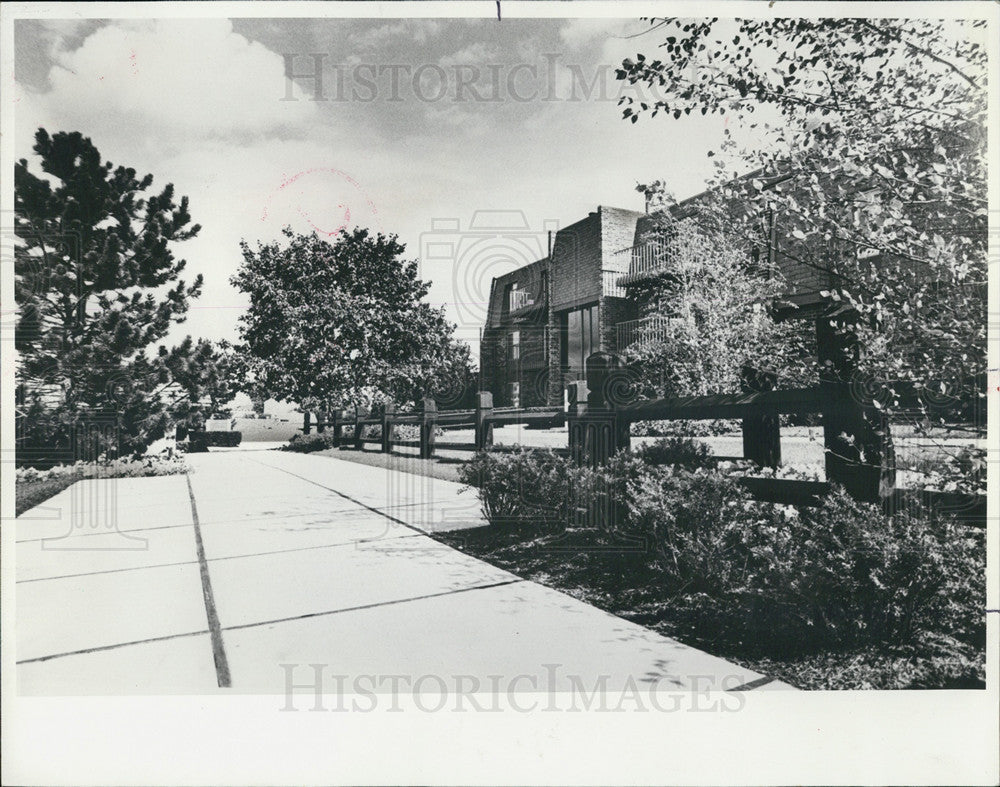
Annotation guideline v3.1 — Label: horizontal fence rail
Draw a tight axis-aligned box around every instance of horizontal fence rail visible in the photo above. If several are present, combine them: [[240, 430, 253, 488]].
[[304, 394, 565, 458], [299, 342, 983, 527]]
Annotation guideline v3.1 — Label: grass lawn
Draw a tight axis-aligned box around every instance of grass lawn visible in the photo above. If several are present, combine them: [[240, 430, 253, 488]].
[[311, 444, 464, 482], [16, 475, 81, 516]]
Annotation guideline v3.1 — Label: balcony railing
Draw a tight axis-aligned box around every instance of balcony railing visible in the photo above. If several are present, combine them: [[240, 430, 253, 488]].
[[601, 269, 628, 298], [616, 315, 683, 351], [611, 242, 670, 279]]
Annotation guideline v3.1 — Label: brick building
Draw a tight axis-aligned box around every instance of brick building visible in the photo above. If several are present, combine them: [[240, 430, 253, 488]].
[[480, 206, 647, 407], [479, 185, 859, 408]]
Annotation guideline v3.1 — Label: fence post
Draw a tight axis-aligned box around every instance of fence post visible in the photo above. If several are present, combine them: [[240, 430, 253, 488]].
[[741, 366, 780, 469], [419, 398, 437, 459], [568, 352, 630, 468], [816, 312, 895, 502], [381, 403, 395, 453], [316, 411, 325, 433], [303, 411, 312, 436], [566, 379, 589, 417], [353, 405, 364, 450], [474, 391, 494, 450], [332, 410, 342, 447]]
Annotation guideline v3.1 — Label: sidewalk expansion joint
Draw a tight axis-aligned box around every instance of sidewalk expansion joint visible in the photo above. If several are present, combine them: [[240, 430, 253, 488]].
[[17, 628, 211, 664], [247, 457, 434, 536], [220, 578, 527, 633], [15, 533, 427, 585], [186, 473, 232, 688]]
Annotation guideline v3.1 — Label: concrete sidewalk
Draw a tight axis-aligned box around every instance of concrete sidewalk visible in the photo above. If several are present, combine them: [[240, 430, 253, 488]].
[[15, 449, 793, 694]]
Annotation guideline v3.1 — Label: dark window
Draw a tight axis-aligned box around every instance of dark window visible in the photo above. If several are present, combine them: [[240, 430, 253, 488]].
[[561, 304, 599, 379]]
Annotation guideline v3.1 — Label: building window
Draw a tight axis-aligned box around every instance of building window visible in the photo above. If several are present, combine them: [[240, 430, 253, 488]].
[[510, 330, 520, 361], [560, 304, 599, 379], [510, 381, 520, 408]]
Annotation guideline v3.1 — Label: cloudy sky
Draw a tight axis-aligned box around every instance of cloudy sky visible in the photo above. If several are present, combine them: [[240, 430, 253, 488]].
[[14, 15, 739, 357]]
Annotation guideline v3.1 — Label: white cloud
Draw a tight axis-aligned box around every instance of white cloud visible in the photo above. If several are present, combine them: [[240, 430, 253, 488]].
[[20, 18, 317, 156], [558, 18, 642, 51], [348, 20, 443, 50]]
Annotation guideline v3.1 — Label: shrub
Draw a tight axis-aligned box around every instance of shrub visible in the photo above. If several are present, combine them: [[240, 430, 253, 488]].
[[455, 444, 985, 683], [904, 446, 986, 495], [282, 432, 339, 453], [630, 419, 738, 437], [201, 431, 242, 448], [627, 467, 788, 597], [634, 437, 715, 470], [458, 447, 578, 531], [628, 469, 985, 658]]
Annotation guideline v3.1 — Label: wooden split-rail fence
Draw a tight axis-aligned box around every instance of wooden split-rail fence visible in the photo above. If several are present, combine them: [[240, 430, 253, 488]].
[[304, 397, 565, 458], [302, 309, 984, 528]]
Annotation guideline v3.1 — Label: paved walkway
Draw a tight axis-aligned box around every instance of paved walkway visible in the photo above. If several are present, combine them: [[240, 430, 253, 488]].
[[15, 450, 793, 694]]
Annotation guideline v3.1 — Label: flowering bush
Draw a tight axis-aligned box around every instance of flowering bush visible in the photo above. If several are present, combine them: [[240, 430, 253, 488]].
[[16, 453, 187, 483], [630, 419, 738, 437]]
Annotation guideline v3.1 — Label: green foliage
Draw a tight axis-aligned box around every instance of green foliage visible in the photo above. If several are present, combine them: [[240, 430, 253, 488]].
[[622, 212, 812, 397], [628, 471, 984, 657], [458, 448, 578, 531], [231, 227, 472, 411], [14, 129, 216, 463], [460, 446, 984, 683], [633, 436, 715, 470], [617, 19, 987, 412]]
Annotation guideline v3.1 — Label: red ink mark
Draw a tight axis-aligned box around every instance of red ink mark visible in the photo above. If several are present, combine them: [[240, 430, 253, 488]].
[[129, 50, 138, 76], [260, 168, 379, 237]]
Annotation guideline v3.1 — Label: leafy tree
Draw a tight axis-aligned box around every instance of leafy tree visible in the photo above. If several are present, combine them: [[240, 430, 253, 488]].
[[232, 227, 472, 412], [622, 199, 810, 397], [617, 19, 988, 420], [15, 129, 204, 463]]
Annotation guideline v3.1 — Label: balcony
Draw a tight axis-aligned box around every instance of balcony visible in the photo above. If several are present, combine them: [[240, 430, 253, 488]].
[[611, 242, 670, 284], [616, 315, 683, 352], [601, 269, 628, 298]]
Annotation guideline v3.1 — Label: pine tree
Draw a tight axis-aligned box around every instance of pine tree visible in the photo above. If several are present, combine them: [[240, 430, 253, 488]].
[[15, 129, 204, 463]]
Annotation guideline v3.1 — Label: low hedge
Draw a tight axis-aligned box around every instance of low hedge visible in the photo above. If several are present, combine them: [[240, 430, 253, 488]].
[[457, 442, 985, 685], [205, 431, 242, 447]]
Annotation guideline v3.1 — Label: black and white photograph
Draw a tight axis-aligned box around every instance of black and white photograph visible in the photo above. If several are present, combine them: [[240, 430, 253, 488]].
[[2, 1, 998, 784]]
